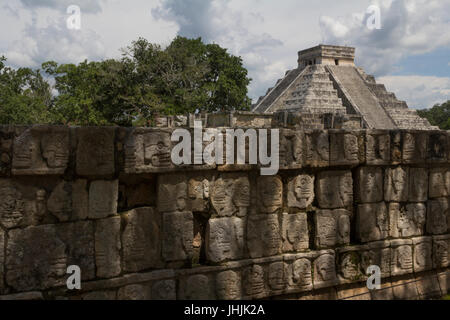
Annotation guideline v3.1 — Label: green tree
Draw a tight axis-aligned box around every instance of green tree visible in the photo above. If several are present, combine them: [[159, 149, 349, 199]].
[[0, 56, 53, 124], [417, 101, 450, 130]]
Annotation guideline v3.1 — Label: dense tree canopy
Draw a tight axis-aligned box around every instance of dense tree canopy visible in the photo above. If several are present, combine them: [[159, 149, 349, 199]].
[[417, 101, 450, 130], [0, 37, 252, 126]]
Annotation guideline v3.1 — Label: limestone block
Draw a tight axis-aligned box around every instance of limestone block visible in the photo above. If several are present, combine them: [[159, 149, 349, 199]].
[[429, 168, 450, 198], [162, 211, 193, 262], [356, 167, 383, 203], [428, 132, 448, 163], [370, 281, 394, 300], [415, 274, 442, 299], [151, 279, 176, 300], [95, 216, 121, 278], [216, 270, 242, 300], [392, 276, 419, 300], [391, 132, 402, 164], [268, 261, 287, 292], [330, 131, 363, 166], [89, 180, 118, 219], [284, 254, 313, 292], [432, 235, 450, 268], [122, 208, 162, 271], [257, 176, 282, 213], [211, 173, 250, 217], [188, 177, 210, 212], [157, 174, 187, 213], [426, 198, 449, 235], [243, 264, 266, 298], [81, 291, 116, 300], [6, 221, 95, 291], [47, 180, 89, 222], [12, 126, 69, 175], [389, 203, 426, 238], [366, 131, 390, 165], [281, 212, 309, 252], [384, 167, 408, 202], [0, 179, 46, 229], [409, 168, 428, 202], [316, 171, 353, 209], [279, 129, 303, 169], [356, 203, 389, 243], [247, 214, 282, 258], [124, 129, 174, 173], [437, 270, 450, 295], [313, 250, 337, 289], [337, 285, 371, 300], [0, 127, 14, 177], [390, 239, 413, 276], [412, 237, 433, 273], [0, 229, 4, 292], [402, 131, 427, 164], [179, 274, 215, 300], [206, 217, 244, 263], [305, 131, 329, 167], [364, 241, 391, 278], [287, 174, 314, 209], [336, 246, 366, 283], [117, 284, 151, 300], [314, 209, 351, 248]]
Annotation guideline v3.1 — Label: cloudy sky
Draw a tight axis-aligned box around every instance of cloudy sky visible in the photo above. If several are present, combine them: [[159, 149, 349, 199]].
[[1, 0, 449, 109]]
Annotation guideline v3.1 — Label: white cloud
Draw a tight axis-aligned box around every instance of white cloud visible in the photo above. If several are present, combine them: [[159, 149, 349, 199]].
[[378, 75, 450, 108], [18, 0, 107, 14], [319, 0, 450, 76]]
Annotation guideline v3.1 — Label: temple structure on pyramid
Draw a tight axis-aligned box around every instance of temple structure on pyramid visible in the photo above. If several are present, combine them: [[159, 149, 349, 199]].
[[252, 45, 436, 130]]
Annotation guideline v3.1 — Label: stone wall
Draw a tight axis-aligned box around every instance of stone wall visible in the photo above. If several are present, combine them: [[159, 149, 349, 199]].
[[0, 125, 450, 300]]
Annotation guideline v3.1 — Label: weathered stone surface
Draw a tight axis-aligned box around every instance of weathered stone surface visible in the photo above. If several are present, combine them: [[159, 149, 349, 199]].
[[316, 171, 353, 209], [117, 284, 151, 300], [151, 279, 176, 300], [392, 276, 419, 300], [426, 198, 449, 235], [437, 270, 450, 295], [337, 284, 371, 300], [279, 130, 303, 169], [6, 221, 95, 291], [206, 217, 244, 263], [385, 167, 408, 202], [305, 131, 329, 167], [162, 211, 193, 262], [268, 261, 287, 292], [402, 132, 427, 164], [247, 215, 282, 258], [433, 235, 450, 268], [412, 237, 433, 273], [285, 255, 313, 292], [427, 132, 448, 163], [12, 126, 69, 175], [356, 167, 383, 203], [389, 203, 426, 238], [409, 168, 428, 202], [315, 209, 351, 248], [313, 250, 337, 289], [124, 129, 174, 173], [211, 174, 250, 217], [72, 180, 88, 220], [356, 203, 389, 242], [287, 175, 314, 209], [82, 291, 116, 300], [89, 180, 118, 219], [429, 168, 450, 198], [0, 229, 4, 292], [366, 131, 390, 165], [157, 174, 187, 213], [179, 274, 214, 300], [330, 132, 362, 166], [257, 176, 283, 213], [216, 270, 242, 300], [243, 264, 266, 298], [370, 281, 394, 300], [364, 241, 391, 278], [188, 177, 210, 212], [76, 127, 115, 176], [337, 246, 366, 283], [415, 273, 442, 299], [391, 239, 413, 276], [122, 208, 162, 271], [47, 181, 72, 222], [95, 216, 121, 278], [281, 213, 309, 252], [0, 179, 46, 228]]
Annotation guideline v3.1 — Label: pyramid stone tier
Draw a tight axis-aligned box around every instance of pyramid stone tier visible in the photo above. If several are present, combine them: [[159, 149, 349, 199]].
[[253, 44, 437, 130]]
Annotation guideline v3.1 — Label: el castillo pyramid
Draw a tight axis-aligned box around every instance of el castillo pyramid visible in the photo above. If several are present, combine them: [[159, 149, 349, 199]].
[[252, 45, 436, 130]]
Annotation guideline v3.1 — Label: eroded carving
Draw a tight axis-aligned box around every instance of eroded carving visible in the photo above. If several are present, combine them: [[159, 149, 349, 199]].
[[257, 176, 283, 213], [357, 203, 389, 243], [316, 171, 353, 209], [384, 167, 408, 202], [287, 175, 314, 209], [315, 209, 351, 248], [216, 270, 241, 300], [281, 213, 309, 252], [206, 217, 244, 263], [247, 215, 281, 258], [162, 211, 193, 262]]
